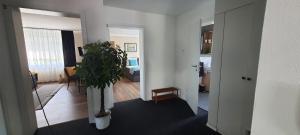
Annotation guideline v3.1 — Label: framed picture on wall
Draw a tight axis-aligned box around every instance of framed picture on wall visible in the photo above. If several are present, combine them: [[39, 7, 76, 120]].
[[124, 43, 137, 52]]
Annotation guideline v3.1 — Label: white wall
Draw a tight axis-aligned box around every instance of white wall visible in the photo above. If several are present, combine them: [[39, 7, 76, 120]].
[[74, 31, 84, 62], [105, 6, 176, 100], [110, 36, 140, 58], [21, 13, 82, 30], [251, 0, 300, 135], [175, 0, 215, 110], [0, 0, 108, 134]]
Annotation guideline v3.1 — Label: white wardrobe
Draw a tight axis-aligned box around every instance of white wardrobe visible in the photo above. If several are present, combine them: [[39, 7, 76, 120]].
[[209, 0, 266, 135]]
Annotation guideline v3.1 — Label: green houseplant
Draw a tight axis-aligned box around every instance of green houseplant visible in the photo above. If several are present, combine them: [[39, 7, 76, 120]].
[[76, 41, 127, 129]]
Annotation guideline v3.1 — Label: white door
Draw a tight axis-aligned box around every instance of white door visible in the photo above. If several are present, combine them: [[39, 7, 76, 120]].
[[217, 4, 254, 135], [184, 20, 201, 113]]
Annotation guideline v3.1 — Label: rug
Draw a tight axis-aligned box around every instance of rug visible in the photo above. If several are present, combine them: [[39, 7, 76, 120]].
[[33, 83, 64, 110]]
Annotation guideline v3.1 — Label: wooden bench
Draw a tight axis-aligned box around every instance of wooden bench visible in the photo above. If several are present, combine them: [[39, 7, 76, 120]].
[[152, 87, 179, 103]]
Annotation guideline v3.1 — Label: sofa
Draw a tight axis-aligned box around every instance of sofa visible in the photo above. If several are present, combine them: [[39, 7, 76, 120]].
[[124, 67, 140, 82], [124, 57, 140, 82]]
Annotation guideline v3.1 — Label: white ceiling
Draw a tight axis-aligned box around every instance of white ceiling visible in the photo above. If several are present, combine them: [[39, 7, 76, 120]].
[[21, 11, 82, 31], [103, 0, 205, 16]]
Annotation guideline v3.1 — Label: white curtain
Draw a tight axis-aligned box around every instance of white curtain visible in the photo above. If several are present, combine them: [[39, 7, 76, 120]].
[[24, 28, 65, 82]]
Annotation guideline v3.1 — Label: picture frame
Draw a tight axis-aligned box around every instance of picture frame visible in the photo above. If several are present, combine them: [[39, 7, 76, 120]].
[[124, 43, 137, 52]]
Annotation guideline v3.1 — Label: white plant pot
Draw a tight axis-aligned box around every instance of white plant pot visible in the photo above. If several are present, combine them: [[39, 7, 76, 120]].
[[95, 112, 111, 130]]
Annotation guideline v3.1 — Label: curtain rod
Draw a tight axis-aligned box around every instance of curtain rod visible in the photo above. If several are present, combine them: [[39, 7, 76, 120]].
[[23, 27, 81, 31]]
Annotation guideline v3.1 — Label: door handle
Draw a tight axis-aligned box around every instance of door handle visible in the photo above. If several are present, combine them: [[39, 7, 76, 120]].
[[192, 65, 198, 71], [242, 76, 252, 81]]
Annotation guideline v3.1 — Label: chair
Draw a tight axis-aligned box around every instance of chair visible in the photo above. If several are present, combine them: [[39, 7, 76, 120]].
[[64, 66, 79, 89], [29, 71, 38, 89]]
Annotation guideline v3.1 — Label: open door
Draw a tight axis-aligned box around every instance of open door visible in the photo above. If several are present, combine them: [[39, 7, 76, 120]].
[[108, 26, 146, 103], [184, 20, 201, 113]]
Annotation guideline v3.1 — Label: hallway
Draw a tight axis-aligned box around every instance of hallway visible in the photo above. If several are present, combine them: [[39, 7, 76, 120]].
[[35, 98, 219, 135]]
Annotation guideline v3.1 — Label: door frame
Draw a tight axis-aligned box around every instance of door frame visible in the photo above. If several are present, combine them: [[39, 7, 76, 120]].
[[0, 98, 7, 135], [1, 5, 90, 133], [107, 25, 146, 100], [2, 6, 38, 135], [198, 18, 215, 112], [199, 17, 218, 131]]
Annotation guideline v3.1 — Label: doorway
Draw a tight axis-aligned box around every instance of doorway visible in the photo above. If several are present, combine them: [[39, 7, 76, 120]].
[[108, 27, 145, 102], [198, 23, 214, 112], [20, 8, 88, 128]]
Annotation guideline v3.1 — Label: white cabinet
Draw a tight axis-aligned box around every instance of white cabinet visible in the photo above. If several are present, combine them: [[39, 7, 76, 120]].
[[210, 1, 266, 135]]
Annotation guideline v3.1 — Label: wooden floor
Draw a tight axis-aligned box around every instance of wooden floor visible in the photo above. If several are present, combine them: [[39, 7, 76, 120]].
[[113, 78, 140, 102], [35, 83, 88, 128], [36, 78, 139, 128]]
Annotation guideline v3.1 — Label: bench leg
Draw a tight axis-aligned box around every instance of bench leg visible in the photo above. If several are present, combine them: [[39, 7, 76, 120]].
[[155, 93, 158, 104]]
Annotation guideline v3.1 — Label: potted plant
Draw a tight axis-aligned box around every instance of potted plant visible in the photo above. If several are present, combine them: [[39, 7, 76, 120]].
[[76, 41, 127, 129]]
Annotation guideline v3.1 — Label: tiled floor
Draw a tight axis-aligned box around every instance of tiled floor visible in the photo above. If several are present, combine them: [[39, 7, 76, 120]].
[[198, 92, 209, 111]]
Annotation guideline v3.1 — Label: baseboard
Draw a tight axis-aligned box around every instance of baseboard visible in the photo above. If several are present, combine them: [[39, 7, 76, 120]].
[[206, 123, 217, 131]]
